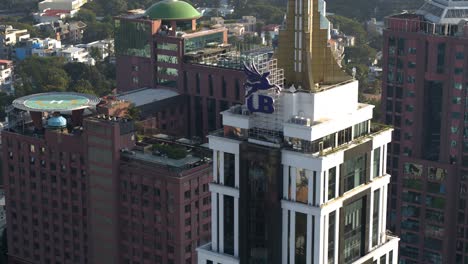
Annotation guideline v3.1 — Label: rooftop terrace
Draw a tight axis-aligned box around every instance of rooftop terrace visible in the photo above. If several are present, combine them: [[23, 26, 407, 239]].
[[121, 136, 211, 173]]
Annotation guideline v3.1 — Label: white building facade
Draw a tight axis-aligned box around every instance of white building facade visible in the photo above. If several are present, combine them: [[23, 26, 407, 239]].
[[197, 61, 399, 264]]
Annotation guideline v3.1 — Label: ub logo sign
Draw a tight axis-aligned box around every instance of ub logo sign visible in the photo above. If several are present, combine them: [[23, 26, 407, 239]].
[[243, 62, 281, 114]]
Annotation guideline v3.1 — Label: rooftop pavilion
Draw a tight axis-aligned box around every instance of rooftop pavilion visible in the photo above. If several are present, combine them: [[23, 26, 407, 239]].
[[7, 92, 101, 136], [416, 0, 468, 25], [385, 0, 468, 37]]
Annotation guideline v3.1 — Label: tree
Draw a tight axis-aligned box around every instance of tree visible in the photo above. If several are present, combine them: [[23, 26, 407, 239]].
[[14, 57, 115, 97], [90, 47, 103, 61], [71, 80, 96, 95], [75, 8, 97, 23], [126, 104, 141, 120]]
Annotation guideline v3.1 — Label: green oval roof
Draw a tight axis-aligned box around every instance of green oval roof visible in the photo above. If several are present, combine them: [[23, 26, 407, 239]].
[[145, 0, 201, 20]]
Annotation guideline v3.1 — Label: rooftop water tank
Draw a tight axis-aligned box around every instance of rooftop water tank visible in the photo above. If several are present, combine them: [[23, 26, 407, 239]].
[[47, 115, 67, 129]]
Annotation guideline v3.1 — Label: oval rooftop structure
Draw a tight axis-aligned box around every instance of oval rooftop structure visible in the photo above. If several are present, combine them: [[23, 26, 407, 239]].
[[145, 0, 201, 20], [47, 116, 67, 128], [12, 92, 101, 112]]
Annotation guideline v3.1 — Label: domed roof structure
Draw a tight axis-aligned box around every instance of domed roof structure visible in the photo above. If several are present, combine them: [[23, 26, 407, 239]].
[[145, 0, 201, 20], [47, 116, 67, 129]]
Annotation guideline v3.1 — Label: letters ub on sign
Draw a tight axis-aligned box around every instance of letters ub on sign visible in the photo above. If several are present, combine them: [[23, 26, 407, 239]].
[[243, 63, 281, 114]]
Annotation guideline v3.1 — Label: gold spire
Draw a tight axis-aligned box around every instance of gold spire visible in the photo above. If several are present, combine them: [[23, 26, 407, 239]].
[[276, 0, 351, 92]]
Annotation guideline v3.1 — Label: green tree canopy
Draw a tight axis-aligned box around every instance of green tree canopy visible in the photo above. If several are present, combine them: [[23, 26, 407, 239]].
[[14, 57, 114, 97]]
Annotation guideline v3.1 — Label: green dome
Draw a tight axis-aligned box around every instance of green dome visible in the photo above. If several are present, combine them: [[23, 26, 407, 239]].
[[145, 0, 201, 20]]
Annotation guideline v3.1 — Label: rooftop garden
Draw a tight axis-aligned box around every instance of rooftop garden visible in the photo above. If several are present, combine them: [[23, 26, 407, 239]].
[[152, 143, 187, 160]]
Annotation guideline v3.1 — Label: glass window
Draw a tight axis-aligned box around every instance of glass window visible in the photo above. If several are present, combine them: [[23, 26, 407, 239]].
[[343, 154, 366, 193], [373, 148, 381, 178], [454, 83, 463, 90], [157, 67, 178, 77], [380, 255, 386, 264], [184, 32, 224, 53], [400, 246, 418, 259], [157, 42, 178, 51], [344, 198, 365, 263], [426, 209, 444, 222], [157, 54, 178, 64], [401, 219, 420, 232], [295, 212, 307, 263], [224, 196, 234, 255], [426, 195, 445, 209], [328, 167, 336, 200], [353, 121, 368, 138], [296, 169, 308, 204], [224, 153, 235, 188], [397, 38, 405, 55], [209, 75, 214, 96], [115, 19, 151, 58], [437, 43, 446, 74], [372, 189, 380, 247], [328, 211, 335, 264]]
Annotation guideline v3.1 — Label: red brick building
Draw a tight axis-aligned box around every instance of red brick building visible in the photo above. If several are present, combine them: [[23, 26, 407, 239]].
[[114, 0, 253, 138], [3, 92, 212, 264], [382, 1, 468, 263]]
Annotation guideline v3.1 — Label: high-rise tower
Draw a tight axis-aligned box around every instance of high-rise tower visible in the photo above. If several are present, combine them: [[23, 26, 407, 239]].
[[197, 0, 399, 263], [383, 1, 468, 263], [276, 0, 350, 91]]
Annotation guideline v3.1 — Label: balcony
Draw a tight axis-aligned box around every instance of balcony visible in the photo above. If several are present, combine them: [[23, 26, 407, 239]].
[[284, 123, 392, 157]]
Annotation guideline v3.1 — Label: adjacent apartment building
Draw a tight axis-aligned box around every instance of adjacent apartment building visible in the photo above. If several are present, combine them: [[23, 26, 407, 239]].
[[198, 0, 399, 263], [383, 0, 468, 263], [3, 92, 212, 264], [114, 0, 253, 138]]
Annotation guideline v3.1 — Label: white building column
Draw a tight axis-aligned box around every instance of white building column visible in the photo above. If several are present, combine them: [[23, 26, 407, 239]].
[[234, 154, 240, 188], [306, 214, 313, 264], [282, 209, 288, 264], [335, 167, 340, 199], [334, 210, 340, 264], [317, 171, 324, 205], [381, 185, 388, 242], [234, 197, 239, 257], [219, 194, 224, 252], [383, 144, 387, 173], [369, 148, 375, 180], [323, 170, 329, 203], [380, 145, 385, 176], [289, 211, 296, 264], [378, 187, 384, 245], [323, 214, 329, 264], [313, 214, 323, 264], [368, 189, 374, 251], [211, 192, 218, 252]]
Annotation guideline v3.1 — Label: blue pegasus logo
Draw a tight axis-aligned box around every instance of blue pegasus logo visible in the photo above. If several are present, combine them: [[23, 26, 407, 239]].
[[243, 62, 281, 98], [243, 62, 281, 114]]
